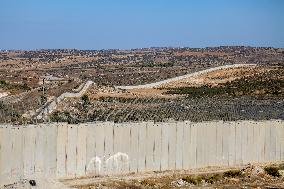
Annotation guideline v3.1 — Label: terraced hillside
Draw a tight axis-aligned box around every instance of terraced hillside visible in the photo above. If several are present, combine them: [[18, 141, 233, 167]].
[[51, 65, 284, 123], [1, 47, 284, 124]]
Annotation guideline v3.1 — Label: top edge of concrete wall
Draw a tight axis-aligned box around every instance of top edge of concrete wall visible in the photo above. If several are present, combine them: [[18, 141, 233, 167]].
[[1, 119, 283, 128]]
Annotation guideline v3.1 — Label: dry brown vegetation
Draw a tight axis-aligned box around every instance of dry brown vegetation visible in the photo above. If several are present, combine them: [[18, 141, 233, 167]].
[[63, 163, 284, 189], [0, 47, 284, 124]]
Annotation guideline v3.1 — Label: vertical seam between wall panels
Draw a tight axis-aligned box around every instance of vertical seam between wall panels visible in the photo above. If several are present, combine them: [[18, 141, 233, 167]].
[[234, 124, 236, 165], [75, 126, 78, 178], [160, 124, 162, 172], [215, 125, 217, 166], [137, 124, 140, 173], [65, 125, 68, 177], [181, 123, 184, 170], [129, 125, 132, 173], [175, 123, 177, 170], [145, 123, 147, 170], [56, 125, 58, 177], [84, 125, 87, 176]]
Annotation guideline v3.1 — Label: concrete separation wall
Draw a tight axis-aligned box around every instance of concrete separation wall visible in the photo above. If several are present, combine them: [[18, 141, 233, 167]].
[[34, 80, 93, 120], [0, 120, 284, 186], [115, 64, 256, 89]]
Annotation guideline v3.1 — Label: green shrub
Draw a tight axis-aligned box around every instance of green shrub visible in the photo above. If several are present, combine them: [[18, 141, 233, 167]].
[[49, 111, 61, 122], [223, 170, 242, 178], [205, 174, 221, 184], [182, 176, 198, 185], [279, 163, 284, 170], [81, 94, 89, 105], [182, 174, 221, 185], [264, 166, 281, 177], [0, 80, 7, 85]]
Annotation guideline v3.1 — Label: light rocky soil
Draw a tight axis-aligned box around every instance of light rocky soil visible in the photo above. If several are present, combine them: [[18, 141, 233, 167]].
[[62, 162, 284, 189], [1, 178, 70, 189]]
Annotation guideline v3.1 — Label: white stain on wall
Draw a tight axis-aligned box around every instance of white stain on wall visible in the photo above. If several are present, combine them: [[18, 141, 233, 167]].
[[86, 152, 129, 175], [86, 156, 102, 175]]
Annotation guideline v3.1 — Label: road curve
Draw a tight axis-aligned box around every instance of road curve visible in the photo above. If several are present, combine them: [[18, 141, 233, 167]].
[[27, 80, 93, 120], [115, 64, 257, 90]]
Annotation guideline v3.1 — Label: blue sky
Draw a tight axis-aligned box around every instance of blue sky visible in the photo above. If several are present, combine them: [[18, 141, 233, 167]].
[[0, 0, 284, 50]]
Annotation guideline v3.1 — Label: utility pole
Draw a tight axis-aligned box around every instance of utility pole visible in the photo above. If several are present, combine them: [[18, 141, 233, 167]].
[[42, 78, 45, 97]]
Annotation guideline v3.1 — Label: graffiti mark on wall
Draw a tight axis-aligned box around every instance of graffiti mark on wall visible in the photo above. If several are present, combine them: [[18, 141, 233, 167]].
[[86, 152, 129, 175], [86, 156, 102, 175]]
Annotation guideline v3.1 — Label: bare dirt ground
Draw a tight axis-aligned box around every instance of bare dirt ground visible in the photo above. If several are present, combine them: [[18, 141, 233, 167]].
[[61, 162, 284, 189], [85, 86, 170, 100]]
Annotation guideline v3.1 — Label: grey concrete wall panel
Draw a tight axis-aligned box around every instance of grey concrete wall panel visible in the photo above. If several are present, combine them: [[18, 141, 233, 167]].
[[264, 125, 271, 161], [56, 124, 68, 178], [215, 122, 224, 166], [0, 126, 12, 183], [137, 122, 147, 172], [240, 121, 249, 164], [153, 123, 162, 172], [175, 122, 184, 170], [254, 123, 262, 163], [258, 122, 266, 162], [195, 123, 203, 167], [228, 122, 236, 166], [274, 121, 281, 161], [76, 124, 87, 177], [129, 122, 139, 173], [189, 124, 197, 169], [270, 122, 277, 162], [145, 122, 155, 172], [206, 122, 218, 167], [146, 122, 162, 172], [168, 122, 177, 170], [234, 122, 242, 165], [160, 123, 170, 171], [247, 122, 255, 163], [11, 127, 23, 181], [22, 125, 36, 178], [122, 123, 131, 174], [85, 123, 97, 176], [253, 123, 263, 163], [34, 125, 45, 176], [222, 122, 231, 166], [103, 122, 114, 175], [66, 125, 77, 178], [112, 123, 131, 175], [182, 122, 191, 169], [92, 123, 105, 175], [104, 122, 114, 160], [0, 126, 3, 183], [279, 121, 284, 161], [252, 124, 259, 163], [44, 124, 57, 177]]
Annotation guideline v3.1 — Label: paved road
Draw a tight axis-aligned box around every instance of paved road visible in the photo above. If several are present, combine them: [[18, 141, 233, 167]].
[[115, 64, 256, 90]]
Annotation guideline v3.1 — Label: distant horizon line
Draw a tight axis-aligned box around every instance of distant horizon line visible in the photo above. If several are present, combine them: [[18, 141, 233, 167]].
[[0, 45, 283, 51]]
